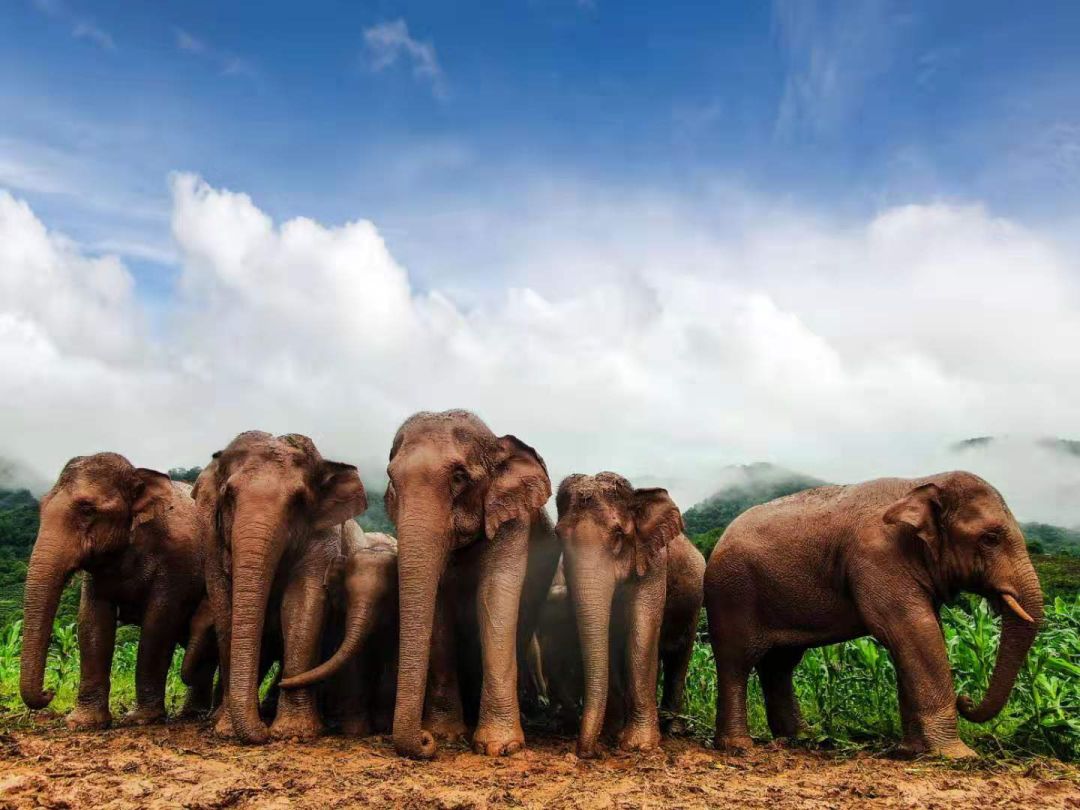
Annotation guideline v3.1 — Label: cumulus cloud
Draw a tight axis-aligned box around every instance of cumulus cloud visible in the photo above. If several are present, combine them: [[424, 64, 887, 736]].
[[1, 176, 1078, 523], [363, 20, 446, 98]]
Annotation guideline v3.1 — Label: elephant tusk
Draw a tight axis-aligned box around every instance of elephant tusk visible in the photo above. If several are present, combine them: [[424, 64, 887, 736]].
[[1001, 593, 1035, 624]]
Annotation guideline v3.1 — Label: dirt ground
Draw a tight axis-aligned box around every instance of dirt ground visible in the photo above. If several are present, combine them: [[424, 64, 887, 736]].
[[1, 721, 1077, 810]]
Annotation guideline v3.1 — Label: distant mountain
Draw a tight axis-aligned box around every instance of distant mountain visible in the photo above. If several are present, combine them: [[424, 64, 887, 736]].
[[0, 457, 49, 497], [951, 436, 1080, 458], [683, 463, 827, 556], [357, 489, 394, 534]]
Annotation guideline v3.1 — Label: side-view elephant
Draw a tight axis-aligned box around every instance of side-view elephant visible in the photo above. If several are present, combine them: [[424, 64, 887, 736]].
[[705, 470, 1043, 759], [193, 431, 368, 744], [386, 410, 561, 758], [554, 472, 702, 758], [20, 452, 213, 728], [278, 532, 399, 736]]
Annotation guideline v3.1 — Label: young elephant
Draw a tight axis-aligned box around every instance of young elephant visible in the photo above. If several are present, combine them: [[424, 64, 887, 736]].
[[20, 453, 213, 728], [705, 471, 1043, 759], [278, 533, 399, 736], [193, 431, 368, 744], [554, 472, 702, 758]]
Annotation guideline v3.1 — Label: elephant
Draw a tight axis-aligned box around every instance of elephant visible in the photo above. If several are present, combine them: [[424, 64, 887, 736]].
[[193, 431, 368, 744], [385, 410, 561, 758], [277, 532, 399, 736], [554, 473, 702, 758], [705, 471, 1043, 759], [20, 452, 214, 728]]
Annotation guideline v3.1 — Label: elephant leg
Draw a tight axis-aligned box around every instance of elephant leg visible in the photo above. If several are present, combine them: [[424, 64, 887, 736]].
[[515, 522, 560, 710], [336, 653, 372, 737], [179, 660, 216, 719], [867, 606, 975, 759], [423, 584, 467, 740], [67, 580, 115, 730], [128, 600, 179, 725], [617, 572, 664, 753], [206, 555, 236, 737], [271, 575, 326, 740], [471, 521, 529, 756], [712, 645, 757, 753], [660, 638, 695, 734], [758, 647, 806, 740]]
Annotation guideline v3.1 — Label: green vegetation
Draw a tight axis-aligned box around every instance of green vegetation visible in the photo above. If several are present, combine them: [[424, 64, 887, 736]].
[[357, 488, 394, 534], [682, 595, 1080, 760], [0, 468, 1077, 761]]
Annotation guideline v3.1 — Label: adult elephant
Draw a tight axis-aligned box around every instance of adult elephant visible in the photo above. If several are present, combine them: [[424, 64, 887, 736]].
[[194, 431, 367, 744], [386, 410, 560, 758], [20, 453, 212, 728], [705, 471, 1043, 759]]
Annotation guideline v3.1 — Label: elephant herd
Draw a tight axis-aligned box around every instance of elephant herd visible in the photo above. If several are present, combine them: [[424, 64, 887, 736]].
[[19, 409, 1042, 761]]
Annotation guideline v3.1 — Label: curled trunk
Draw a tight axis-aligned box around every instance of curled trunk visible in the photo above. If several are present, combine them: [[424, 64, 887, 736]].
[[566, 550, 617, 758], [393, 511, 448, 759], [958, 566, 1044, 723], [20, 534, 79, 709], [280, 555, 395, 689]]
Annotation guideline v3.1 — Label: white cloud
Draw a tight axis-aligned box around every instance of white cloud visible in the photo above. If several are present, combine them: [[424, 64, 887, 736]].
[[33, 0, 114, 51], [173, 27, 256, 79], [1, 177, 1079, 525], [363, 20, 446, 99]]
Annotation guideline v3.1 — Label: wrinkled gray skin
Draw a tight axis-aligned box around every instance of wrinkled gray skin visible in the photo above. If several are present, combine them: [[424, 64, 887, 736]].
[[193, 431, 368, 744], [553, 473, 702, 758], [279, 531, 399, 737], [705, 471, 1043, 759], [21, 453, 215, 728], [386, 410, 561, 758]]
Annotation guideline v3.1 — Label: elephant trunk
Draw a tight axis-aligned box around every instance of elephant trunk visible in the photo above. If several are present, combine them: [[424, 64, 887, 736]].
[[20, 527, 81, 710], [393, 507, 448, 759], [280, 553, 395, 689], [566, 545, 617, 758], [958, 561, 1043, 723], [227, 509, 284, 744]]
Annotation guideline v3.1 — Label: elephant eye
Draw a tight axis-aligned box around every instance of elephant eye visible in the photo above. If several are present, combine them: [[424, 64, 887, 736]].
[[76, 500, 96, 516], [451, 466, 470, 487], [980, 529, 1002, 548]]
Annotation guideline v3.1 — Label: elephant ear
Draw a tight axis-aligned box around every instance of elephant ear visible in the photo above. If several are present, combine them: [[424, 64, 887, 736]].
[[631, 487, 683, 577], [315, 461, 368, 530], [883, 483, 943, 552], [131, 468, 175, 529], [485, 435, 552, 540]]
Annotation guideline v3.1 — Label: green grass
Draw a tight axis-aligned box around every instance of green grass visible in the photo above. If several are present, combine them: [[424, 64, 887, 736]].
[[1, 597, 1077, 762], [681, 594, 1080, 761]]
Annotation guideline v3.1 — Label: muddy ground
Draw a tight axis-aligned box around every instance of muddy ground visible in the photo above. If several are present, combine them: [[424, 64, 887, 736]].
[[1, 721, 1077, 809]]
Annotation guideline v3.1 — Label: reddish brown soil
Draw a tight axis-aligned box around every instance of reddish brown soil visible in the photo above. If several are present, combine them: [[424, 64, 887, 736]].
[[1, 721, 1077, 809]]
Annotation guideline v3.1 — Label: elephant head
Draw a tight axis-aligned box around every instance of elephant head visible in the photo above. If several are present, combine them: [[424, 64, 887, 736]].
[[882, 471, 1043, 723], [555, 472, 682, 756], [21, 453, 175, 709], [385, 410, 550, 758], [196, 431, 367, 743]]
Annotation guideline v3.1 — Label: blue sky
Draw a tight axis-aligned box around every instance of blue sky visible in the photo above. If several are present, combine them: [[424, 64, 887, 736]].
[[3, 1, 1080, 519], [5, 1, 1080, 284]]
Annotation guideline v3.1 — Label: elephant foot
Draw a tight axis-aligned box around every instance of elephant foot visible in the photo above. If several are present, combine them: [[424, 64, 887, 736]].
[[425, 714, 468, 742], [661, 714, 688, 736], [65, 705, 112, 731], [714, 734, 754, 754], [575, 737, 603, 760], [270, 710, 324, 741], [395, 730, 438, 759], [618, 720, 661, 753], [471, 720, 525, 757], [213, 710, 237, 739], [933, 740, 978, 760], [125, 705, 167, 726], [340, 713, 373, 738]]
